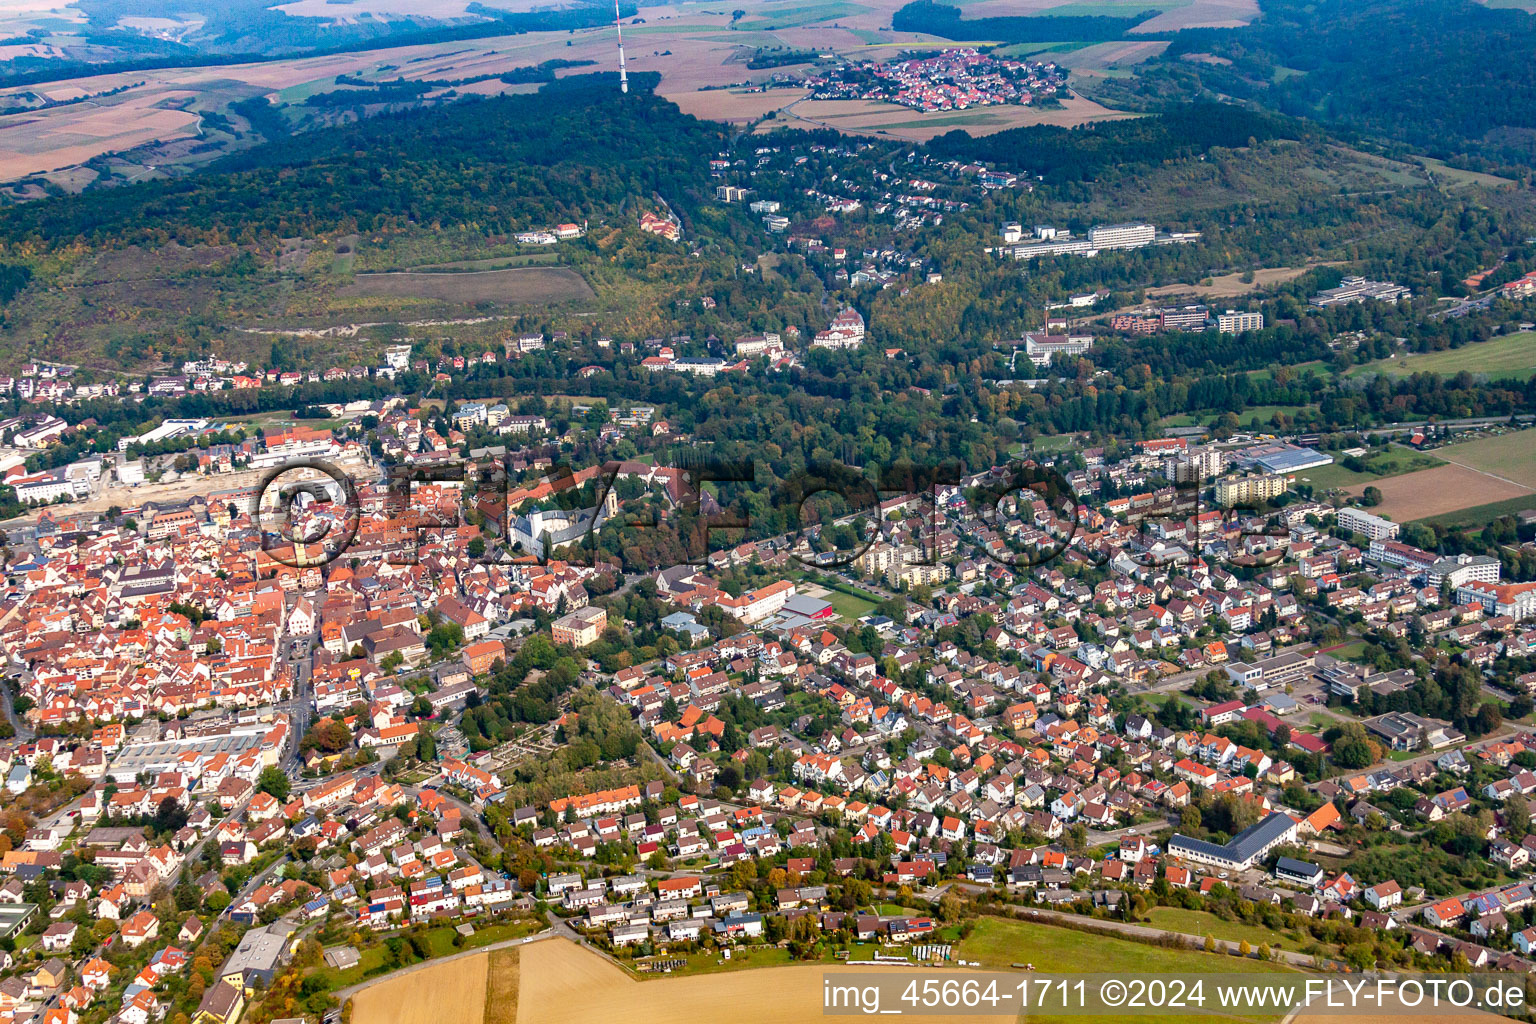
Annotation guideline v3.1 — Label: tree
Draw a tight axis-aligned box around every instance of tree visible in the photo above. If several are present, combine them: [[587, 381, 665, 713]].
[[1204, 934, 1217, 953], [1360, 487, 1383, 507], [1507, 795, 1531, 842], [257, 766, 291, 802]]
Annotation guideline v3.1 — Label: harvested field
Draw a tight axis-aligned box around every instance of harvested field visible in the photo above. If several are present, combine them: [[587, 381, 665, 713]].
[[1130, 0, 1257, 31], [0, 101, 200, 179], [668, 87, 809, 124], [516, 938, 1000, 1024], [772, 93, 1135, 141], [1054, 38, 1168, 73], [485, 947, 519, 1024], [352, 951, 488, 1024], [1345, 463, 1534, 522], [341, 266, 594, 304]]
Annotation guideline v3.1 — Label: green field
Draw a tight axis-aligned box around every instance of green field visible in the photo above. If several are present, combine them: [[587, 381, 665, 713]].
[[1241, 403, 1313, 420], [1414, 155, 1519, 188], [310, 919, 543, 992], [820, 584, 882, 621], [1030, 434, 1079, 454], [1409, 493, 1536, 527], [1292, 448, 1444, 491], [957, 916, 1290, 1024], [1323, 639, 1369, 661], [1143, 907, 1301, 953], [1434, 427, 1536, 487], [1351, 332, 1536, 380], [958, 916, 1293, 976]]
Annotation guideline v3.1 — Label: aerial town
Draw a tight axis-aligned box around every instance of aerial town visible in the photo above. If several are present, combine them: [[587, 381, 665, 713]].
[[2, 296, 1536, 1023], [0, 11, 1533, 1024], [806, 49, 1070, 113]]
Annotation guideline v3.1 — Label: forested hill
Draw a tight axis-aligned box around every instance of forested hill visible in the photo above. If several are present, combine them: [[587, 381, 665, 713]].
[[926, 104, 1306, 182], [0, 73, 719, 254], [892, 1, 1163, 43], [1102, 0, 1536, 171]]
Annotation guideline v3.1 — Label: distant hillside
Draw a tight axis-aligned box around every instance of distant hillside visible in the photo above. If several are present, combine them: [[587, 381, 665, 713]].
[[1099, 0, 1536, 171], [892, 1, 1165, 43], [926, 103, 1305, 182], [0, 0, 638, 89], [0, 74, 714, 254]]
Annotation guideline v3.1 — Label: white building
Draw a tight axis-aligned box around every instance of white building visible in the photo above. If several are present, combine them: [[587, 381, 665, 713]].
[[1087, 222, 1156, 249], [1217, 310, 1264, 334], [1337, 507, 1400, 541]]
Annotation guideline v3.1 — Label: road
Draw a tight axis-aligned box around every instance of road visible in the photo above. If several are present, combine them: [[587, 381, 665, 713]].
[[0, 667, 34, 741]]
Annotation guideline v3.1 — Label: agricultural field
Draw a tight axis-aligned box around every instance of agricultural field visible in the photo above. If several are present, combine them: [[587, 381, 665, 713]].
[[1410, 494, 1536, 528], [956, 915, 1291, 1024], [485, 947, 520, 1024], [352, 951, 489, 1024], [0, 0, 1159, 184], [771, 93, 1137, 142], [1434, 427, 1536, 489], [956, 915, 1292, 977], [515, 937, 1002, 1024], [1344, 463, 1533, 522], [1349, 331, 1536, 380], [1294, 448, 1444, 492], [340, 266, 595, 304]]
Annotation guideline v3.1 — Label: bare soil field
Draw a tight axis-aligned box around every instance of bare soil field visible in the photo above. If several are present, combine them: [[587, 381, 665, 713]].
[[352, 951, 489, 1024], [1345, 463, 1534, 522], [516, 938, 1001, 1024], [341, 266, 594, 304]]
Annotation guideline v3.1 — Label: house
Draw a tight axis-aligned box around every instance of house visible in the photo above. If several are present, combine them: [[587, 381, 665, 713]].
[[1424, 896, 1465, 929], [1364, 880, 1401, 910], [39, 919, 77, 952], [1274, 857, 1324, 888], [193, 979, 245, 1024], [120, 909, 160, 948]]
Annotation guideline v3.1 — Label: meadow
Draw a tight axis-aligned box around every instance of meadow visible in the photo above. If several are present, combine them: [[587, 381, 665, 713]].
[[1433, 427, 1536, 489], [1350, 332, 1536, 380], [341, 266, 595, 304]]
